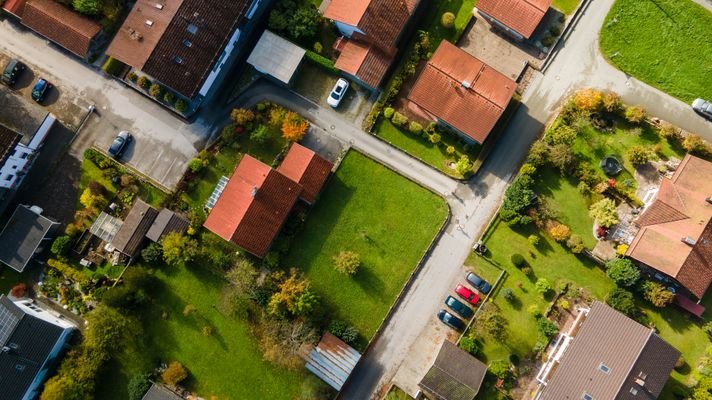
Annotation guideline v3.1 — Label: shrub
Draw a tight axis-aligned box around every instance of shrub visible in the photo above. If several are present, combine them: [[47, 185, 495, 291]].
[[127, 71, 138, 82], [332, 251, 360, 276], [141, 242, 163, 264], [446, 146, 456, 154], [161, 232, 199, 266], [549, 24, 562, 36], [459, 336, 479, 355], [101, 57, 124, 76], [429, 133, 441, 144], [392, 112, 408, 127], [455, 155, 473, 177], [574, 88, 603, 111], [616, 244, 629, 256], [162, 361, 188, 386], [602, 91, 622, 113], [520, 163, 537, 177], [11, 283, 28, 298], [127, 372, 152, 400], [511, 254, 525, 268], [250, 124, 269, 144], [304, 50, 339, 73], [136, 76, 150, 90], [175, 99, 188, 113], [383, 107, 395, 119], [489, 360, 510, 379], [626, 145, 653, 167], [535, 278, 552, 295], [558, 299, 570, 310], [641, 280, 674, 307], [683, 134, 709, 155], [502, 288, 514, 302], [703, 321, 712, 338], [281, 112, 309, 142], [528, 141, 549, 166], [624, 106, 646, 124], [475, 303, 508, 341], [566, 234, 585, 254], [521, 266, 532, 276], [268, 1, 322, 40], [606, 288, 637, 316], [550, 125, 578, 145], [528, 234, 540, 247], [408, 121, 423, 134], [163, 91, 175, 104], [149, 83, 162, 98], [51, 236, 72, 257], [542, 35, 555, 47], [536, 317, 559, 339], [606, 258, 640, 287], [675, 355, 685, 370], [500, 175, 535, 225], [441, 12, 456, 28], [312, 42, 322, 54], [187, 158, 204, 173], [658, 122, 680, 140], [589, 198, 618, 228], [549, 144, 576, 172], [231, 108, 256, 126], [268, 271, 319, 317], [73, 0, 101, 14], [548, 223, 571, 242]]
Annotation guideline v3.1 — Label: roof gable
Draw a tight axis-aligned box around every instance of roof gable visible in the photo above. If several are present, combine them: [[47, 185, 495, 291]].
[[477, 0, 552, 39], [277, 145, 333, 204], [323, 0, 371, 26], [21, 0, 101, 57], [111, 200, 159, 257]]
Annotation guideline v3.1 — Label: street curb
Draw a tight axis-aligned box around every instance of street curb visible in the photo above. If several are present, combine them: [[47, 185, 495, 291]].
[[541, 0, 594, 73]]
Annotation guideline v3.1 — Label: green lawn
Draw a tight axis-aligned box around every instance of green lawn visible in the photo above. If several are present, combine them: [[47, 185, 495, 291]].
[[553, 0, 580, 15], [0, 269, 27, 295], [95, 262, 307, 400], [374, 118, 480, 179], [284, 152, 448, 340], [600, 0, 712, 103]]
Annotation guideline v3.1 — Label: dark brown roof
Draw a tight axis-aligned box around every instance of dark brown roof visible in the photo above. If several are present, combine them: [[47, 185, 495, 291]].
[[111, 199, 158, 257], [203, 155, 302, 258], [140, 0, 250, 98], [408, 41, 516, 143], [146, 209, 190, 243], [627, 154, 712, 298], [0, 126, 21, 166], [21, 0, 101, 58], [106, 0, 185, 71], [277, 143, 333, 204], [477, 0, 552, 39], [540, 302, 679, 400], [418, 341, 487, 400]]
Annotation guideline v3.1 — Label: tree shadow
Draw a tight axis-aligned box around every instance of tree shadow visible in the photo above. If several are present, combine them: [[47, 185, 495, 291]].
[[354, 264, 387, 301]]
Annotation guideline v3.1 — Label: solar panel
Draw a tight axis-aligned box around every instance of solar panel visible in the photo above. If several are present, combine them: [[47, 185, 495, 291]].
[[0, 300, 22, 345], [205, 176, 229, 210]]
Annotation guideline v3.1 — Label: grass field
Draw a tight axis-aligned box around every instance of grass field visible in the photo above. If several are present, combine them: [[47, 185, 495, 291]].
[[375, 118, 480, 179], [95, 262, 308, 400], [553, 0, 580, 15], [284, 152, 449, 339], [600, 0, 712, 103]]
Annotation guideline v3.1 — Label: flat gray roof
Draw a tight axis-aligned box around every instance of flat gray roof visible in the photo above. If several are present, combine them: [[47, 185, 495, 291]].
[[0, 205, 58, 272], [247, 30, 306, 84]]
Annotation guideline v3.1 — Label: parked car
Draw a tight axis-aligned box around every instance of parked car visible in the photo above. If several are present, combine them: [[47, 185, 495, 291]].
[[31, 78, 51, 103], [444, 295, 474, 319], [108, 131, 132, 158], [327, 78, 349, 108], [1, 59, 25, 86], [455, 284, 479, 305], [465, 271, 492, 294], [692, 98, 712, 120], [437, 309, 465, 331]]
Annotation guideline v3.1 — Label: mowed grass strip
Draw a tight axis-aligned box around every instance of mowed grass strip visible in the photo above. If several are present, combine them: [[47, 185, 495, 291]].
[[600, 0, 712, 103], [285, 151, 449, 338]]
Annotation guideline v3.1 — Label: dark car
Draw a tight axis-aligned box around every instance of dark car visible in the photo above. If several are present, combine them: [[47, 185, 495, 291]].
[[108, 131, 132, 158], [465, 271, 492, 294], [437, 309, 465, 331], [2, 59, 25, 86], [455, 284, 480, 305], [31, 78, 51, 103], [692, 98, 712, 121], [444, 295, 474, 319]]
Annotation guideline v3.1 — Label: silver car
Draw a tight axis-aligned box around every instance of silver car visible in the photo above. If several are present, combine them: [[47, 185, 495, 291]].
[[327, 78, 349, 108], [692, 98, 712, 120]]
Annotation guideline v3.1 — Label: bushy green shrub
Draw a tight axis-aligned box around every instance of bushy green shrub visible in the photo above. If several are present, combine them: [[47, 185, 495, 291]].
[[429, 133, 441, 144], [137, 76, 150, 90], [188, 158, 204, 173], [312, 42, 322, 54], [51, 236, 72, 258], [455, 155, 473, 177], [459, 336, 479, 355], [606, 258, 640, 287], [589, 198, 619, 228], [535, 278, 552, 295], [441, 12, 456, 28], [304, 50, 339, 74], [163, 91, 175, 104], [626, 146, 654, 167], [101, 57, 124, 76], [175, 99, 188, 113], [392, 112, 408, 127], [149, 83, 162, 98], [511, 254, 525, 268], [566, 234, 585, 254], [502, 288, 514, 301], [528, 234, 540, 247], [641, 280, 674, 307], [606, 288, 637, 316], [383, 107, 395, 119], [409, 121, 423, 134], [536, 317, 559, 339], [127, 71, 138, 82], [624, 106, 647, 124]]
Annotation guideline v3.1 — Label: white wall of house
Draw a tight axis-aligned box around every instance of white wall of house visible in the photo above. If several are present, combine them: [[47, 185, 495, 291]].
[[0, 114, 53, 190]]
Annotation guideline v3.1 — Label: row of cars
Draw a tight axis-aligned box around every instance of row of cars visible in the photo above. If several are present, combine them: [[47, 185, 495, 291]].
[[437, 271, 492, 332], [2, 58, 52, 103]]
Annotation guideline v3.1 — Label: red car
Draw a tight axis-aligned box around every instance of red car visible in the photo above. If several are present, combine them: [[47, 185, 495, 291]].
[[455, 284, 479, 305]]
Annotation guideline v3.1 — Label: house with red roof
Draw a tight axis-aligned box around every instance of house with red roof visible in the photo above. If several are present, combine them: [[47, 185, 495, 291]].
[[407, 40, 516, 144], [626, 154, 712, 304], [324, 0, 420, 89], [475, 0, 553, 41], [203, 143, 333, 258], [2, 0, 102, 59]]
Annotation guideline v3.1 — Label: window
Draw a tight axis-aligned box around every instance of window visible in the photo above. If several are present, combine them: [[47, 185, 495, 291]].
[[183, 39, 192, 47], [145, 20, 154, 27], [629, 387, 638, 395], [15, 364, 25, 371], [582, 393, 593, 400], [187, 24, 198, 34], [638, 372, 648, 380], [598, 363, 611, 374], [174, 56, 183, 64], [5, 174, 13, 181]]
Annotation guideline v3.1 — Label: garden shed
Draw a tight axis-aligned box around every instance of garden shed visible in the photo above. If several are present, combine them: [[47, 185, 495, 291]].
[[247, 30, 306, 85], [304, 332, 361, 391], [109, 200, 158, 258], [418, 341, 488, 400]]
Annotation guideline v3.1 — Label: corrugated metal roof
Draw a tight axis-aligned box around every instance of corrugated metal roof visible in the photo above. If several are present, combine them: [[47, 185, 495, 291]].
[[305, 332, 361, 391]]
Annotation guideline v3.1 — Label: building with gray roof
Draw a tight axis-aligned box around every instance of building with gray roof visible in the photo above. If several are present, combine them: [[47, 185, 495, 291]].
[[418, 340, 488, 400], [0, 205, 59, 272]]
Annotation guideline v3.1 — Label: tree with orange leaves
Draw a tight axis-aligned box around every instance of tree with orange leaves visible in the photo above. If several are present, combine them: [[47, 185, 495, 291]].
[[281, 111, 309, 142]]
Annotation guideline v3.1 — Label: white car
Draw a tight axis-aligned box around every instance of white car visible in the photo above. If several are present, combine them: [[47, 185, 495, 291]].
[[327, 78, 349, 108], [692, 98, 712, 121]]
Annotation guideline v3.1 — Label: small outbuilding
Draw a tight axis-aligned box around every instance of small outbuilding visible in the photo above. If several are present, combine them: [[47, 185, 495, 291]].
[[418, 341, 488, 400], [0, 205, 59, 273], [304, 332, 361, 391], [110, 200, 158, 259], [141, 382, 183, 400], [247, 30, 306, 85], [146, 209, 190, 243]]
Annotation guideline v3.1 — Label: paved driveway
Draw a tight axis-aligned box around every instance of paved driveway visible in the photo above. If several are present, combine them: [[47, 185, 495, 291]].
[[0, 20, 213, 190]]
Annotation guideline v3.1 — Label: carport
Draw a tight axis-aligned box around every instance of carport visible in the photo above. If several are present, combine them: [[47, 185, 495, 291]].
[[247, 30, 306, 85]]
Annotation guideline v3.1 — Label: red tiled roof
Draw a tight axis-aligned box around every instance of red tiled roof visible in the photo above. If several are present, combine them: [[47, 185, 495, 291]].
[[627, 154, 712, 298], [203, 155, 302, 258], [2, 0, 27, 17], [323, 0, 371, 26], [334, 40, 392, 88], [477, 0, 552, 39], [21, 0, 101, 58], [278, 144, 333, 204], [407, 40, 516, 143]]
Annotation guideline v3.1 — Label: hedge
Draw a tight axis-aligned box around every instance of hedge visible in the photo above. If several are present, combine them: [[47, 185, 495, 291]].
[[101, 57, 125, 77], [304, 50, 340, 74]]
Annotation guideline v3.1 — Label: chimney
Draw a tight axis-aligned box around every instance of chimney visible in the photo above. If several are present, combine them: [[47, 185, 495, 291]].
[[635, 378, 645, 386], [682, 236, 697, 246], [706, 196, 712, 205], [462, 80, 471, 89], [251, 186, 258, 198]]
